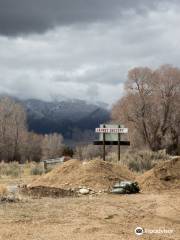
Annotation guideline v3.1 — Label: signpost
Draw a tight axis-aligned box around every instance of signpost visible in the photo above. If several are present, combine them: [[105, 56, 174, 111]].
[[94, 124, 130, 161], [95, 128, 128, 134]]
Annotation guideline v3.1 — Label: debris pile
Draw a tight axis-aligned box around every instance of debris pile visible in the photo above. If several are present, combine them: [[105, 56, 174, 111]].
[[0, 184, 23, 203], [111, 181, 140, 194], [0, 195, 22, 203], [136, 157, 180, 192]]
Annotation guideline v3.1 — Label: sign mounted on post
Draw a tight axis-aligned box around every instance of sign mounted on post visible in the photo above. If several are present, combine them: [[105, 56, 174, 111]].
[[94, 124, 130, 162], [96, 127, 128, 134]]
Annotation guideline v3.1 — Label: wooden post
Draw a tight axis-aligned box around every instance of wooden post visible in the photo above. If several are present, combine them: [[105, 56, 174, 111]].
[[44, 161, 47, 172], [118, 125, 121, 161], [103, 124, 106, 161]]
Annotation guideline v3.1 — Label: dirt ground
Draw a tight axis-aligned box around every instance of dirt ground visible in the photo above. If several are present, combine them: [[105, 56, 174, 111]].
[[0, 190, 179, 240]]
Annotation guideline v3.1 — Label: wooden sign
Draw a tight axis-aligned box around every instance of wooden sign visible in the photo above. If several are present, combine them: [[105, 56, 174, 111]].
[[94, 124, 130, 162], [95, 128, 128, 134]]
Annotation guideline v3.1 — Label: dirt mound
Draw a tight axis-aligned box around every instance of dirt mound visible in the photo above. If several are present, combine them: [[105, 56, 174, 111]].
[[28, 159, 135, 192], [136, 157, 180, 192]]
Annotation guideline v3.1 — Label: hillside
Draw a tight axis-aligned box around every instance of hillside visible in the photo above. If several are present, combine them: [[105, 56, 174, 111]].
[[21, 99, 110, 144]]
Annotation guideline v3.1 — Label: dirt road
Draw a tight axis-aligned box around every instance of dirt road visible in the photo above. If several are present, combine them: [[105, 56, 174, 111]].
[[0, 191, 179, 240]]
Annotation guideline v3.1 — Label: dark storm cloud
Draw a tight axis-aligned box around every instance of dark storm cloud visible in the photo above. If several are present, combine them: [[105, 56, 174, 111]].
[[0, 0, 180, 104], [0, 0, 174, 35]]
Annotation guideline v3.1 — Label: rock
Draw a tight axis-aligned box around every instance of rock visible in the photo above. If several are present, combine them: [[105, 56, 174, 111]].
[[64, 183, 69, 186], [7, 185, 18, 194], [79, 188, 90, 195], [0, 195, 19, 203], [89, 190, 96, 194], [104, 214, 116, 220], [82, 161, 88, 165]]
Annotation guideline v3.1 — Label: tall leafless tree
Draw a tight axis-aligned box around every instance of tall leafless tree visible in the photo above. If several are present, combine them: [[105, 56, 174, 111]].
[[112, 65, 180, 154], [0, 97, 27, 162], [41, 133, 64, 160]]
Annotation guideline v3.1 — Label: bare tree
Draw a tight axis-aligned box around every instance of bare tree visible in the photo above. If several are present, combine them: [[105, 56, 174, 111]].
[[41, 133, 64, 160], [0, 97, 27, 162], [0, 97, 67, 162], [74, 144, 104, 160], [112, 65, 180, 153], [25, 132, 43, 162]]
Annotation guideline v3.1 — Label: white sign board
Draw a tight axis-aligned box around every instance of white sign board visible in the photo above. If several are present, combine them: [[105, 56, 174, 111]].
[[96, 128, 128, 134]]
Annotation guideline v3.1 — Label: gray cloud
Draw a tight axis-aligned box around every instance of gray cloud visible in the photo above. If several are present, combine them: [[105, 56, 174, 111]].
[[0, 1, 180, 105], [0, 0, 176, 36]]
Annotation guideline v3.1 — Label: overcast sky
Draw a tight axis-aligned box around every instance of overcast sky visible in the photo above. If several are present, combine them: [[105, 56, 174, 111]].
[[0, 0, 180, 105]]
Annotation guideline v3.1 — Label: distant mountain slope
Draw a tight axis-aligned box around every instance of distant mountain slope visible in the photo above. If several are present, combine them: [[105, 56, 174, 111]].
[[23, 99, 100, 122], [20, 99, 110, 142]]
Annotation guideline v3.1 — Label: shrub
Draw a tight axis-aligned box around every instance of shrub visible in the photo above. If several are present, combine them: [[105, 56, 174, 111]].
[[0, 162, 21, 177], [128, 157, 153, 172], [44, 166, 54, 173], [74, 144, 107, 160], [30, 165, 44, 175], [106, 149, 169, 172], [123, 150, 169, 172], [62, 146, 73, 157]]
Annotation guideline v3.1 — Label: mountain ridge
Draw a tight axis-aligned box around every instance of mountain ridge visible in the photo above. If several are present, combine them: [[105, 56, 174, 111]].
[[20, 98, 110, 144]]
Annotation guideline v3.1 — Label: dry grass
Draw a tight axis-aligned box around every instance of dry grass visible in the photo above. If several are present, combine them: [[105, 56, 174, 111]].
[[0, 184, 8, 196], [30, 164, 44, 175], [0, 162, 21, 177], [0, 162, 44, 177], [0, 162, 44, 186]]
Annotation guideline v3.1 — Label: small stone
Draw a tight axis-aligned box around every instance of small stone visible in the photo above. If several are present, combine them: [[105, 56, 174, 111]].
[[79, 188, 90, 195]]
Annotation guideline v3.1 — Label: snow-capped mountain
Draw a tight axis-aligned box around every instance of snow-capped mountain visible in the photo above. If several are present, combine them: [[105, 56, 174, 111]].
[[21, 98, 110, 143]]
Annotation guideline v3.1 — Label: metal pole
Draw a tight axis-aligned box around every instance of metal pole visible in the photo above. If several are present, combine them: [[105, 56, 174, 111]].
[[103, 124, 106, 161]]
